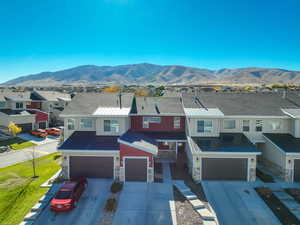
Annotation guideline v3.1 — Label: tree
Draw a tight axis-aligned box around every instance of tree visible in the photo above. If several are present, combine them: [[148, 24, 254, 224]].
[[8, 122, 22, 136], [104, 85, 120, 93]]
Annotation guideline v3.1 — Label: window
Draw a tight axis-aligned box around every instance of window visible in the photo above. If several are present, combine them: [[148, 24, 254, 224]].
[[270, 120, 281, 131], [256, 120, 263, 132], [16, 102, 23, 109], [197, 120, 213, 133], [143, 117, 161, 128], [0, 102, 5, 108], [223, 120, 236, 129], [104, 120, 119, 132], [242, 120, 250, 132], [174, 117, 181, 128], [67, 119, 75, 130], [80, 119, 93, 129]]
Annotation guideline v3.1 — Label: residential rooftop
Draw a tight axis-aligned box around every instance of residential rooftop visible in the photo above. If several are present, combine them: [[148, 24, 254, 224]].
[[59, 131, 119, 151], [264, 133, 300, 153], [132, 96, 185, 115], [34, 90, 71, 102], [191, 133, 260, 153], [182, 92, 300, 116]]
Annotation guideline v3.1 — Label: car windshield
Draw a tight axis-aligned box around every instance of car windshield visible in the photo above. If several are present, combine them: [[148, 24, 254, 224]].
[[55, 190, 72, 199]]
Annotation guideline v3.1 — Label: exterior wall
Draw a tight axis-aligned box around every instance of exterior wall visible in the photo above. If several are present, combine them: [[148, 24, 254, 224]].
[[130, 116, 185, 132], [96, 117, 129, 136], [119, 143, 154, 182], [261, 135, 287, 178], [60, 151, 120, 180], [188, 118, 220, 137], [10, 101, 28, 110], [286, 155, 300, 182], [34, 110, 49, 123], [27, 101, 42, 110], [291, 119, 300, 138], [0, 112, 35, 127]]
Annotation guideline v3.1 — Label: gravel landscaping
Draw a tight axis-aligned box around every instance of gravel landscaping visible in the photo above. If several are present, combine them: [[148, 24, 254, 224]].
[[173, 186, 203, 225], [285, 188, 300, 204]]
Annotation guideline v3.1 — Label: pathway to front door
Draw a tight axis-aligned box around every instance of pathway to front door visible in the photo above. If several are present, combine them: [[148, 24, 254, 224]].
[[162, 162, 172, 183]]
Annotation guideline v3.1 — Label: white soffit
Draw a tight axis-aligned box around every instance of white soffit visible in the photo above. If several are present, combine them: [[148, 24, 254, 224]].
[[281, 108, 300, 118], [93, 107, 131, 116], [184, 108, 224, 118]]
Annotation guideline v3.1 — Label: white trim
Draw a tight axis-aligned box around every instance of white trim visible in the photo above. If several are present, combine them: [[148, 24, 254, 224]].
[[199, 151, 261, 156], [124, 156, 149, 182], [156, 139, 187, 142], [118, 139, 157, 155], [129, 113, 185, 116], [60, 114, 129, 118]]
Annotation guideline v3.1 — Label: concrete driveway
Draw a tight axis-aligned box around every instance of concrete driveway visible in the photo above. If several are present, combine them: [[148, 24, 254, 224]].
[[34, 179, 112, 225], [17, 133, 59, 145], [112, 182, 176, 225], [202, 181, 281, 225]]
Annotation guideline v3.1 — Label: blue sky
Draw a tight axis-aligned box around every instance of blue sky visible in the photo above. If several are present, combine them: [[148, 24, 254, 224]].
[[0, 0, 299, 83]]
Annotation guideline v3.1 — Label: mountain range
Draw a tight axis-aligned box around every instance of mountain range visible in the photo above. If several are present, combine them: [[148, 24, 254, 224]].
[[3, 63, 300, 86]]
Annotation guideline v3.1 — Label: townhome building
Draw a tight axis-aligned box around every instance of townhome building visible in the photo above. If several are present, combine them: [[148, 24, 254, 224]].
[[183, 92, 300, 182], [58, 91, 300, 183], [0, 91, 49, 131]]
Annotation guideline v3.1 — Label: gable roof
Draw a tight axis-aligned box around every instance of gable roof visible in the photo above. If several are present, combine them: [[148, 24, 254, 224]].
[[0, 91, 31, 102], [33, 90, 71, 101], [61, 92, 134, 116], [132, 96, 184, 115], [183, 92, 299, 117]]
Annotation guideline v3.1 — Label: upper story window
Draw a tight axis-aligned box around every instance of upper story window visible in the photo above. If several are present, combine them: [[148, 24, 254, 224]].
[[223, 120, 236, 129], [174, 117, 181, 128], [0, 102, 5, 108], [270, 120, 281, 131], [242, 120, 250, 132], [197, 120, 213, 133], [16, 102, 24, 109], [80, 119, 93, 129], [143, 117, 161, 128], [255, 120, 263, 132], [67, 118, 75, 130], [104, 120, 119, 132]]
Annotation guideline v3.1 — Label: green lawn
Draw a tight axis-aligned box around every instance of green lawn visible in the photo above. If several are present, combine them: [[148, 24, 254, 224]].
[[0, 137, 36, 150], [0, 153, 61, 225]]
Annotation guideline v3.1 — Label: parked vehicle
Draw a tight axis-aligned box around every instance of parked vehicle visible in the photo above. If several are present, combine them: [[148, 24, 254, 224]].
[[0, 145, 10, 153], [46, 128, 61, 136], [31, 129, 48, 138], [50, 178, 88, 212]]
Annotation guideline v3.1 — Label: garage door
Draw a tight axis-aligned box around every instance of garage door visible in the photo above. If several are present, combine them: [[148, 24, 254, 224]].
[[294, 159, 300, 182], [125, 158, 147, 181], [202, 158, 248, 181], [39, 122, 47, 129], [70, 156, 114, 179], [17, 123, 33, 132]]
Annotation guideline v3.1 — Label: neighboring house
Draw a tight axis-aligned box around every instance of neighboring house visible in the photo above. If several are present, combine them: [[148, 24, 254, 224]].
[[58, 91, 300, 183], [29, 90, 71, 126], [0, 91, 49, 131], [182, 92, 300, 182]]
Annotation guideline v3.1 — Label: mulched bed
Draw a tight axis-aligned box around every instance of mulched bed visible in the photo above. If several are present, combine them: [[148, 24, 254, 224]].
[[255, 187, 299, 225], [256, 169, 275, 183], [173, 186, 203, 225], [154, 162, 163, 183], [285, 188, 300, 204]]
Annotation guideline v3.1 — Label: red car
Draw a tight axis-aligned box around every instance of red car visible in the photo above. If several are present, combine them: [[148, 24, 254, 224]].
[[50, 178, 87, 212], [46, 128, 61, 136], [31, 129, 48, 138]]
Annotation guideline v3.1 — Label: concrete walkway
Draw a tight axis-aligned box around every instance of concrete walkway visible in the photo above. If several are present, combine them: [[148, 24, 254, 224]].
[[202, 181, 282, 225], [162, 163, 172, 183]]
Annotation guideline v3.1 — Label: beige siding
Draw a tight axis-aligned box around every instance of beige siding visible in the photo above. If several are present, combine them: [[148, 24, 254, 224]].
[[0, 112, 35, 127], [188, 118, 220, 137], [96, 117, 129, 136]]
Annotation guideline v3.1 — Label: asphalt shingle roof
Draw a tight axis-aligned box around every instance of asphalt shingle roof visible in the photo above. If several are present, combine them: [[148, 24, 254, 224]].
[[61, 93, 134, 116], [133, 96, 184, 115], [264, 133, 300, 153], [0, 91, 31, 101], [183, 92, 299, 116], [59, 131, 119, 151], [34, 90, 71, 102]]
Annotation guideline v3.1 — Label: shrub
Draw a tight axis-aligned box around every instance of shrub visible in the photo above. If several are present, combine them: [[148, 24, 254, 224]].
[[110, 181, 123, 193], [105, 198, 117, 212], [10, 142, 36, 150]]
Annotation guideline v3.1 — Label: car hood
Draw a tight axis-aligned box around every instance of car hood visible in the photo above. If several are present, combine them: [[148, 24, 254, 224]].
[[51, 199, 72, 205]]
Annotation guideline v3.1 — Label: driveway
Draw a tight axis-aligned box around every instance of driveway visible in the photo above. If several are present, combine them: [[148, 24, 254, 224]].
[[17, 133, 59, 145], [112, 182, 176, 225], [202, 181, 281, 225], [0, 141, 58, 168], [34, 179, 112, 225]]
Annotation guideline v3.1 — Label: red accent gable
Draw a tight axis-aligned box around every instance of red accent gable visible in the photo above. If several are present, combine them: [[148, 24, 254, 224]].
[[130, 116, 185, 132], [35, 110, 49, 123], [120, 143, 153, 167], [27, 101, 42, 110]]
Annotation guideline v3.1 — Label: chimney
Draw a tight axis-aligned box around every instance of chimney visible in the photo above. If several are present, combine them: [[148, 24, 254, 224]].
[[119, 92, 122, 109]]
